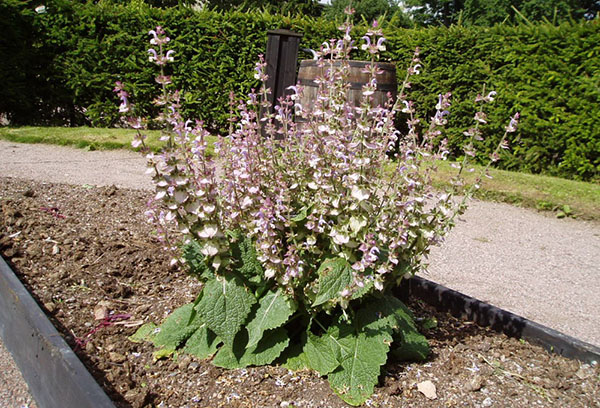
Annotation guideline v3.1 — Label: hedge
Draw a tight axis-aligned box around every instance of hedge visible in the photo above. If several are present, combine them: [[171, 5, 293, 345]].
[[1, 1, 598, 180], [383, 22, 600, 181]]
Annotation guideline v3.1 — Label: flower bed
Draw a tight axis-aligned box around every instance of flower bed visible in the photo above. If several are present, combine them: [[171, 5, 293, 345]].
[[1, 177, 599, 407]]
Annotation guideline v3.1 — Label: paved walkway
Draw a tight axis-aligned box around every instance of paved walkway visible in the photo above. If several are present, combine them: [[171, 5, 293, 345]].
[[1, 140, 599, 405]]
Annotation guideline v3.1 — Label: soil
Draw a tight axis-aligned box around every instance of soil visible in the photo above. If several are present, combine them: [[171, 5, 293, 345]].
[[1, 176, 598, 408]]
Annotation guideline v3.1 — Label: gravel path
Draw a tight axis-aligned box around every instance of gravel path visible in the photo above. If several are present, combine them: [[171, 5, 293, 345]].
[[0, 340, 36, 408], [1, 140, 599, 406]]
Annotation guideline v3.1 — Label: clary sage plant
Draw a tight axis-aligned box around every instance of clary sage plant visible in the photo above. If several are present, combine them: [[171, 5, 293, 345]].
[[120, 17, 519, 406]]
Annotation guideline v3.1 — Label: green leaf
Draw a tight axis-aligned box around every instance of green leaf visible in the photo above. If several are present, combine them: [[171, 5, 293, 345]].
[[197, 274, 256, 347], [212, 327, 290, 369], [229, 232, 264, 286], [280, 338, 310, 371], [183, 324, 220, 360], [128, 322, 157, 343], [357, 295, 417, 334], [291, 205, 311, 222], [182, 240, 214, 280], [326, 321, 391, 406], [350, 279, 374, 301], [313, 258, 353, 307], [153, 347, 175, 361], [420, 317, 438, 330], [361, 295, 430, 362], [306, 296, 425, 405], [153, 303, 202, 350], [391, 330, 430, 362], [246, 289, 297, 348], [304, 331, 340, 376]]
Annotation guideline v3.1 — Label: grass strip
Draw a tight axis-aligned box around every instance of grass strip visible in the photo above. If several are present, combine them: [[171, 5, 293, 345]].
[[431, 161, 600, 221]]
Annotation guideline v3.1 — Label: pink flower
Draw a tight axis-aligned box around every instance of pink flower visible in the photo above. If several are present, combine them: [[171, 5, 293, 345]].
[[506, 113, 520, 133]]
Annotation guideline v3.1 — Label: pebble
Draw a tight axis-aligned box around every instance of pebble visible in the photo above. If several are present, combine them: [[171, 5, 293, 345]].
[[109, 352, 127, 363], [178, 355, 191, 371], [482, 397, 493, 406], [467, 375, 484, 392], [25, 245, 38, 256], [417, 380, 437, 400], [575, 364, 593, 379], [43, 302, 56, 313], [85, 341, 95, 354]]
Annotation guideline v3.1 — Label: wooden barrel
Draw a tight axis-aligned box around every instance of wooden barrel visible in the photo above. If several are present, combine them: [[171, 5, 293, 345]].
[[296, 60, 397, 118]]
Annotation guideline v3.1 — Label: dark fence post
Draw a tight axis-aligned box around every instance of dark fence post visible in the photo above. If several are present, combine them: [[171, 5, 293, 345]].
[[265, 29, 302, 114]]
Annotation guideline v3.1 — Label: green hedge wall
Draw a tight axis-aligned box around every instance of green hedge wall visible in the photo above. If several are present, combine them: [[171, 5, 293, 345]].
[[11, 1, 339, 131], [2, 1, 598, 180], [383, 22, 600, 181]]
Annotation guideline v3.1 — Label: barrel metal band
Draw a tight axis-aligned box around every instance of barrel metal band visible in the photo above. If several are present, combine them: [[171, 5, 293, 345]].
[[299, 60, 396, 71], [297, 78, 397, 92]]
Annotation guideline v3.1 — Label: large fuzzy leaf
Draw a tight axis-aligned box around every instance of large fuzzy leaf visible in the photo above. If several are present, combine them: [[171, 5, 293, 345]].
[[152, 303, 202, 350], [228, 232, 264, 286], [183, 324, 220, 360], [304, 330, 340, 376], [391, 330, 430, 362], [355, 295, 415, 333], [280, 339, 311, 371], [308, 297, 420, 406], [212, 327, 290, 369], [182, 240, 214, 280], [326, 321, 391, 406], [357, 295, 429, 361], [246, 289, 296, 348], [313, 258, 353, 307], [129, 322, 158, 343], [196, 274, 256, 347]]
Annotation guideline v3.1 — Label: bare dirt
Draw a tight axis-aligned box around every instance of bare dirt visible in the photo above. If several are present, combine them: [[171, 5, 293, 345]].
[[1, 176, 599, 407]]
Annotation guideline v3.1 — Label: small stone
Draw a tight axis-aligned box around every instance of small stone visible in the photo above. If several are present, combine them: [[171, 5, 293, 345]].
[[109, 352, 127, 363], [575, 364, 592, 380], [85, 342, 95, 354], [466, 375, 484, 392], [25, 245, 39, 256], [189, 362, 200, 371], [104, 185, 118, 196], [482, 396, 493, 406], [52, 244, 60, 255], [417, 380, 437, 400], [178, 355, 191, 371], [43, 302, 56, 313], [94, 301, 111, 320], [4, 248, 17, 258]]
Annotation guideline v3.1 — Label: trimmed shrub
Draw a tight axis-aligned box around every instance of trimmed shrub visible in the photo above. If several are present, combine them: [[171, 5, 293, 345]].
[[2, 2, 598, 180]]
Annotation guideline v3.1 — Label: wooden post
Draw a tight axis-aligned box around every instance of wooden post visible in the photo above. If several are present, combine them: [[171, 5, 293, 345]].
[[265, 29, 302, 114]]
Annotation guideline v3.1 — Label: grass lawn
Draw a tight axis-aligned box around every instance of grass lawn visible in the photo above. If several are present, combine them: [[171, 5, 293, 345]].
[[0, 126, 168, 152], [1, 126, 598, 220], [431, 161, 599, 221]]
